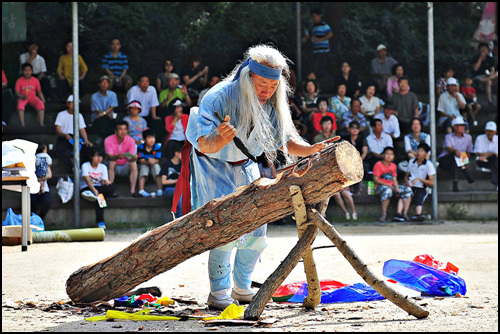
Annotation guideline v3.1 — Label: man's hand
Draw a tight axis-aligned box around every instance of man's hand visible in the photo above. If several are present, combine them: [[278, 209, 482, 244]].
[[217, 115, 237, 145]]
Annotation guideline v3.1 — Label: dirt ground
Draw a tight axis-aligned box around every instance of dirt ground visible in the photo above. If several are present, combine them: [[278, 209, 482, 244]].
[[2, 220, 498, 332]]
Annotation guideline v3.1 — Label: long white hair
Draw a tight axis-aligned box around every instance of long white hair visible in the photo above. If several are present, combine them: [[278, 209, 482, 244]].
[[222, 44, 306, 164]]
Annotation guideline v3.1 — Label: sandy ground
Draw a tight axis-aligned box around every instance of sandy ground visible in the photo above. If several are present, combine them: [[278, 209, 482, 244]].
[[2, 220, 498, 332]]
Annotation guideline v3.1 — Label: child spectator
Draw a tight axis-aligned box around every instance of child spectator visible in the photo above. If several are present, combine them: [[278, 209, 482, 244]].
[[137, 129, 163, 197], [80, 147, 117, 230], [31, 143, 52, 221], [373, 146, 412, 222], [404, 143, 435, 221], [19, 40, 52, 101], [460, 76, 481, 126], [124, 100, 148, 145], [15, 63, 46, 127], [160, 140, 183, 217], [312, 97, 336, 138], [313, 116, 336, 143]]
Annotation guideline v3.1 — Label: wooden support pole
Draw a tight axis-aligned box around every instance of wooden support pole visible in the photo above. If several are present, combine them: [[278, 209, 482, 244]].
[[307, 208, 430, 319], [244, 224, 318, 320], [289, 185, 321, 309]]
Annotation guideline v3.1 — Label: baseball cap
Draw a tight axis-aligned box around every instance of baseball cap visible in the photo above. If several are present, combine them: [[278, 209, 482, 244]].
[[172, 100, 183, 107], [452, 117, 466, 126], [446, 77, 459, 86], [384, 103, 396, 110], [67, 95, 81, 103], [485, 121, 497, 131], [99, 75, 110, 83], [167, 73, 180, 79], [127, 100, 142, 109], [377, 44, 387, 51]]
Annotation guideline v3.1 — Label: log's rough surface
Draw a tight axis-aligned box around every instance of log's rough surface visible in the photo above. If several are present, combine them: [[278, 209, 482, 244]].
[[66, 140, 363, 303]]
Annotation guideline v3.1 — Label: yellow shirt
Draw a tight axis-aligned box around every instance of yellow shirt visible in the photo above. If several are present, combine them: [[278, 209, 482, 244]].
[[57, 54, 88, 85]]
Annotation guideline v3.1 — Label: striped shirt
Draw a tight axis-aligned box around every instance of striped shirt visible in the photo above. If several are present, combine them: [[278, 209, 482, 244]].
[[102, 51, 129, 76], [312, 21, 331, 53]]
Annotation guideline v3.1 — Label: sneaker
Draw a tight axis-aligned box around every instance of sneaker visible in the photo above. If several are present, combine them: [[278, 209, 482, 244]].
[[156, 189, 163, 197], [345, 212, 351, 220], [231, 288, 256, 304], [81, 190, 97, 202], [97, 222, 106, 230], [352, 213, 358, 221], [393, 213, 405, 222], [207, 293, 239, 310], [138, 190, 151, 197], [416, 214, 426, 221]]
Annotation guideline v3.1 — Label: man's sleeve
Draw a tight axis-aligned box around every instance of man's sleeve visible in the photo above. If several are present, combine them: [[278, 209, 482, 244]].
[[185, 102, 220, 152]]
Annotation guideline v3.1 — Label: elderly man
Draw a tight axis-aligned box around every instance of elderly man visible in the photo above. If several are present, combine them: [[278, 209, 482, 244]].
[[183, 44, 325, 310], [474, 121, 498, 189], [438, 117, 474, 192], [437, 77, 467, 133], [370, 44, 398, 97]]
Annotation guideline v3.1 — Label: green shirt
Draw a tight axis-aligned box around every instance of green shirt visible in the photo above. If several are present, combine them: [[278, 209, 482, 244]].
[[313, 131, 336, 143], [158, 88, 186, 106]]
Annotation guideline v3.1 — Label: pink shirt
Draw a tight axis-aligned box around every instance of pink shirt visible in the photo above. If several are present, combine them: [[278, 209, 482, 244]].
[[104, 134, 137, 166], [15, 76, 41, 98]]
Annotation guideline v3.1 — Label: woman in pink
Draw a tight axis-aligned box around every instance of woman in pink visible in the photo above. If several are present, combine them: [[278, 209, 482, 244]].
[[15, 63, 45, 126], [386, 64, 409, 99]]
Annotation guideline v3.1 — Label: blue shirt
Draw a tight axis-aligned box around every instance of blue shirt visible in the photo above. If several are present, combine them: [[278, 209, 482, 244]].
[[102, 51, 129, 76], [137, 142, 162, 161], [186, 80, 283, 209], [90, 90, 118, 122], [312, 21, 332, 53]]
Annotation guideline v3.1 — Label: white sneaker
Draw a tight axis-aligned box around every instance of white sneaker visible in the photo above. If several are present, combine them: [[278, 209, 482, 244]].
[[352, 213, 358, 221], [156, 189, 163, 197], [207, 293, 239, 310], [139, 190, 151, 197], [345, 212, 351, 220], [231, 288, 256, 304], [81, 190, 97, 202]]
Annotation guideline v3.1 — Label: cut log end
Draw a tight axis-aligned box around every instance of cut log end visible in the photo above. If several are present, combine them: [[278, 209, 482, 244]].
[[334, 141, 364, 186]]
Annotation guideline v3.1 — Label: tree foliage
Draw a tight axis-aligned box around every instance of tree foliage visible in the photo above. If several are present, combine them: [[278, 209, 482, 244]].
[[2, 2, 486, 94]]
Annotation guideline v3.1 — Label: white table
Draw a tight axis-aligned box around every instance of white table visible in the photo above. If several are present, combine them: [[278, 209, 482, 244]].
[[2, 176, 31, 251]]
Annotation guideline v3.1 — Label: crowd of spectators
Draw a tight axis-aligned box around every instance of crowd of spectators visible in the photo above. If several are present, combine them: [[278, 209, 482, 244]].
[[1, 7, 498, 226]]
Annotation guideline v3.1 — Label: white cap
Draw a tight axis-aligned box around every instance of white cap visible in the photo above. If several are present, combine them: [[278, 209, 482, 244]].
[[452, 117, 466, 126], [485, 121, 497, 131], [446, 77, 459, 86], [67, 95, 80, 103], [172, 100, 183, 107], [377, 44, 387, 51], [127, 101, 142, 109]]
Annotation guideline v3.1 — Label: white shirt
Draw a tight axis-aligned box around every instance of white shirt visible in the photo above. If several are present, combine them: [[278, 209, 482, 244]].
[[126, 85, 159, 118], [474, 134, 498, 155], [374, 113, 400, 139], [19, 52, 47, 75], [359, 95, 380, 117], [54, 110, 86, 135], [437, 91, 466, 124], [169, 120, 186, 141], [80, 162, 109, 190], [408, 158, 436, 188], [366, 132, 393, 154]]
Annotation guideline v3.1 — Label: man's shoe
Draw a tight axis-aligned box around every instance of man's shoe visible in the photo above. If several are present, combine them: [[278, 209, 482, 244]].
[[231, 289, 256, 304], [207, 293, 239, 310], [393, 213, 405, 222], [417, 214, 426, 221], [81, 190, 97, 202]]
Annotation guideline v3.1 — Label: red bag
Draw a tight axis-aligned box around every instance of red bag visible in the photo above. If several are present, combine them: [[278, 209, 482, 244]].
[[413, 254, 459, 274]]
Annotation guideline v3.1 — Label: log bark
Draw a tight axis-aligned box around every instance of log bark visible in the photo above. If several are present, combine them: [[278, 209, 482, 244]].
[[307, 208, 430, 319], [66, 140, 363, 303]]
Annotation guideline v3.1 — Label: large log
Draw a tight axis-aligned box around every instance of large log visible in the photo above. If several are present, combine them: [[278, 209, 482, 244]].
[[66, 140, 363, 303]]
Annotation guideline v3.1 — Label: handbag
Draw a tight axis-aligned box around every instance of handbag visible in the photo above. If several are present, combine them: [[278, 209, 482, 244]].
[[56, 176, 74, 204], [2, 208, 45, 232]]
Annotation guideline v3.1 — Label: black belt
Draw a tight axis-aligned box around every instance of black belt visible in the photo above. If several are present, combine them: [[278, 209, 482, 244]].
[[194, 149, 249, 166]]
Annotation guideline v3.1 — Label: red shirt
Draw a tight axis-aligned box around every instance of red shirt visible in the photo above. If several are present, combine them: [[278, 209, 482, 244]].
[[460, 86, 476, 100], [312, 111, 337, 137], [15, 76, 41, 98], [2, 70, 7, 84], [372, 161, 397, 187]]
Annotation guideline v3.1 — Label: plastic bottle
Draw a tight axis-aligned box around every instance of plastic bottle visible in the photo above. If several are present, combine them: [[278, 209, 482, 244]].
[[367, 181, 375, 195]]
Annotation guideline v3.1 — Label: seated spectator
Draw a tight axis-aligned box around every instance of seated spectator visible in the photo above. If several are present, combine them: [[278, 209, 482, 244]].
[[474, 121, 498, 189], [438, 117, 474, 192], [123, 100, 148, 145], [56, 40, 87, 102], [460, 75, 481, 126], [164, 99, 188, 156], [156, 59, 174, 93], [15, 63, 45, 127], [374, 103, 400, 141], [404, 117, 431, 160], [341, 120, 368, 194], [371, 44, 398, 98], [329, 83, 351, 126], [300, 72, 319, 96], [54, 95, 93, 173], [366, 118, 394, 172], [334, 61, 360, 99], [160, 140, 183, 217], [340, 98, 367, 138], [333, 187, 358, 221], [2, 69, 16, 126], [373, 146, 413, 222], [404, 143, 435, 221], [104, 120, 138, 196], [31, 143, 52, 221], [471, 42, 498, 105], [126, 74, 164, 144], [312, 97, 336, 138], [19, 39, 51, 101], [80, 147, 117, 230], [301, 79, 320, 116], [181, 54, 209, 103], [436, 67, 455, 97], [102, 37, 133, 93], [158, 73, 192, 115], [136, 129, 162, 198], [288, 69, 304, 122], [359, 83, 381, 120], [437, 77, 468, 133], [257, 153, 277, 179], [391, 76, 419, 134], [386, 64, 409, 99], [198, 75, 219, 106], [90, 75, 118, 141], [313, 116, 336, 143]]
